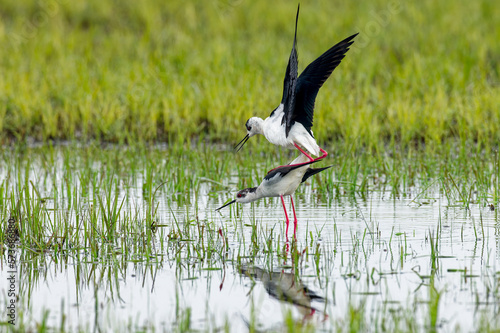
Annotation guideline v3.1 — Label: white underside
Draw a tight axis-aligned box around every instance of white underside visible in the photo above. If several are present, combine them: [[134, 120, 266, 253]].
[[263, 104, 320, 157]]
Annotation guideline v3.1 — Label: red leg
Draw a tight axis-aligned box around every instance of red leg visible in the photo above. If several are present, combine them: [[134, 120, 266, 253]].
[[283, 236, 290, 265], [267, 143, 323, 173], [313, 147, 328, 161], [280, 195, 290, 236], [219, 264, 226, 291], [290, 196, 298, 238], [293, 143, 314, 162]]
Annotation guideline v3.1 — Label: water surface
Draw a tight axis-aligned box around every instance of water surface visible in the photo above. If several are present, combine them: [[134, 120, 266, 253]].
[[1, 148, 499, 331]]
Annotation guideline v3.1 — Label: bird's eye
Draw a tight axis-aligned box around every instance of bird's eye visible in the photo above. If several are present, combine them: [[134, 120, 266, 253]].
[[247, 126, 252, 131], [237, 193, 243, 198]]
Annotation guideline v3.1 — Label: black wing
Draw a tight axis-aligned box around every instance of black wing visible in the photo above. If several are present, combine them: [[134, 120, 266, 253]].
[[264, 159, 319, 181], [277, 5, 299, 119], [285, 33, 358, 136]]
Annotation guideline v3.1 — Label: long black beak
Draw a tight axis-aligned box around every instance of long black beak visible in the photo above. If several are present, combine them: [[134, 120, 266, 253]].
[[216, 199, 236, 211], [234, 134, 249, 152]]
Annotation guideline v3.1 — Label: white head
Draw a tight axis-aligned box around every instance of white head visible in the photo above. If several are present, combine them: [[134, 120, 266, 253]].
[[234, 117, 264, 152], [216, 187, 259, 211], [245, 117, 264, 137], [234, 187, 259, 203]]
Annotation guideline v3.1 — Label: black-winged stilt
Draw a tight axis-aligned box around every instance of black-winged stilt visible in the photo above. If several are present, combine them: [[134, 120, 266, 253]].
[[216, 156, 332, 237], [235, 5, 357, 168]]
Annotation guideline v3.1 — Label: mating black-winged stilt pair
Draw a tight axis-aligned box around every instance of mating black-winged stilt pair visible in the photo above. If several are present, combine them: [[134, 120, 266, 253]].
[[218, 5, 357, 238]]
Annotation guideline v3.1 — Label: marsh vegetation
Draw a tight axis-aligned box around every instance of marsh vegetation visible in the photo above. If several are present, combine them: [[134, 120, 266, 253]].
[[0, 0, 499, 332]]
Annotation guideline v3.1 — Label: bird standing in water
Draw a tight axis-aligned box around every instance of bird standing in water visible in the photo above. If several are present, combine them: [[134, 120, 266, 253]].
[[216, 157, 331, 237]]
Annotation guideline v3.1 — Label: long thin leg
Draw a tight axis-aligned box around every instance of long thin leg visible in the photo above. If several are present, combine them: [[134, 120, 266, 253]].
[[298, 145, 328, 163], [290, 196, 298, 238], [294, 143, 330, 162], [293, 143, 314, 162], [268, 143, 319, 173], [283, 236, 290, 265], [280, 195, 290, 236], [289, 145, 328, 168], [315, 147, 328, 161]]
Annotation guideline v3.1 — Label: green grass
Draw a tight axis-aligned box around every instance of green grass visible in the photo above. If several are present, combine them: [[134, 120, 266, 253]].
[[1, 0, 499, 326], [0, 0, 498, 149], [1, 139, 500, 250], [0, 145, 499, 331]]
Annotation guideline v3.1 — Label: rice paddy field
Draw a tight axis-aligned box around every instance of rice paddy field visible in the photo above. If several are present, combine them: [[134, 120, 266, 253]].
[[0, 0, 500, 332]]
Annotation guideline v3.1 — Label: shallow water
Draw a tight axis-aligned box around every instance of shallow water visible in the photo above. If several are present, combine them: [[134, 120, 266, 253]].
[[1, 149, 499, 331]]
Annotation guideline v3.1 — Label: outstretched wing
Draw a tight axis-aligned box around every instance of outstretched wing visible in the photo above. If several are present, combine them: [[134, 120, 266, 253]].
[[286, 32, 358, 136], [277, 5, 299, 120]]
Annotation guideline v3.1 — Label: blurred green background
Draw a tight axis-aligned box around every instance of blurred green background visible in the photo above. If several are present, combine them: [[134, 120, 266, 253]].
[[0, 0, 498, 148]]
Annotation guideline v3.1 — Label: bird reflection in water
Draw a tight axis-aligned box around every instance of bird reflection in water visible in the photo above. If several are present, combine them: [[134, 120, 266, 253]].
[[239, 264, 327, 324]]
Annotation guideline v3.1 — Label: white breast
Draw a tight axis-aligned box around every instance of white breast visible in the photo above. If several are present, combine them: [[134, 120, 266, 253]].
[[262, 104, 320, 156], [263, 104, 295, 149]]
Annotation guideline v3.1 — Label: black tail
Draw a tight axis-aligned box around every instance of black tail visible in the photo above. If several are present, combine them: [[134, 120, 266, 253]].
[[301, 165, 332, 183], [264, 158, 320, 181]]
